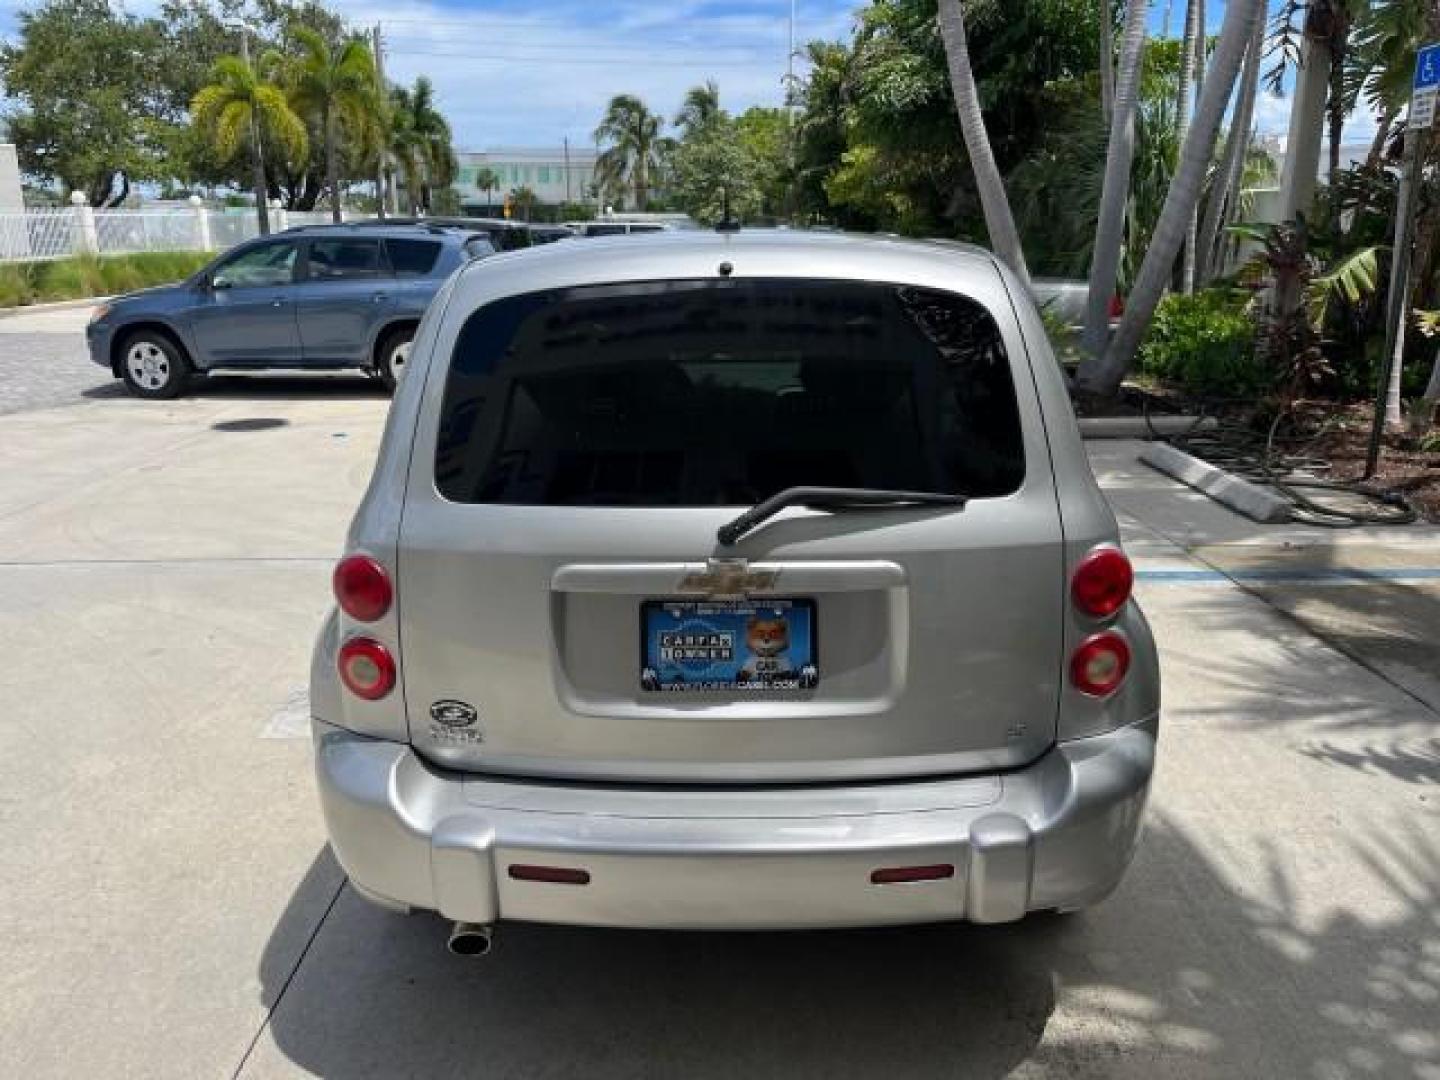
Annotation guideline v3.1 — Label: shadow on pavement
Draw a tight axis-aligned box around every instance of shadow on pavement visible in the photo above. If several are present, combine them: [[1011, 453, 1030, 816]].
[[254, 816, 1440, 1078], [80, 374, 391, 404]]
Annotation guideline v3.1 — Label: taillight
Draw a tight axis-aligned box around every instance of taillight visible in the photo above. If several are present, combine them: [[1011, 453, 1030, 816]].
[[1071, 547, 1133, 618], [338, 637, 396, 700], [333, 554, 392, 622], [1070, 632, 1131, 697]]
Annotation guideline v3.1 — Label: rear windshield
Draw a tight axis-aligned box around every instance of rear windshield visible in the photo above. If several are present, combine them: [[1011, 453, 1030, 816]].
[[434, 279, 1025, 506]]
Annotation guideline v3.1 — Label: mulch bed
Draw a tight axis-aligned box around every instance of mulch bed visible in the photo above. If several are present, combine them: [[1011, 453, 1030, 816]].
[[1304, 404, 1440, 524]]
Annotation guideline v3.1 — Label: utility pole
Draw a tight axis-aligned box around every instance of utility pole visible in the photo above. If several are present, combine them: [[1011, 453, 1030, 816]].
[[373, 23, 396, 218], [236, 26, 269, 236], [564, 136, 572, 206], [784, 0, 797, 221], [372, 23, 388, 219]]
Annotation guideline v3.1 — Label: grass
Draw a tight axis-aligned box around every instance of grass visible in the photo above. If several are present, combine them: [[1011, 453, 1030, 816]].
[[0, 252, 211, 308]]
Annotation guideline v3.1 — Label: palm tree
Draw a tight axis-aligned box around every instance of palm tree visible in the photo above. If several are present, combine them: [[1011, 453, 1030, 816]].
[[1175, 0, 1201, 292], [388, 77, 457, 214], [1099, 0, 1115, 124], [285, 28, 382, 223], [1277, 2, 1336, 223], [936, 0, 1030, 288], [1081, 0, 1149, 360], [1080, 0, 1265, 397], [474, 166, 500, 212], [191, 52, 308, 235], [1197, 9, 1265, 284], [509, 185, 538, 222], [674, 80, 722, 139], [594, 94, 664, 210]]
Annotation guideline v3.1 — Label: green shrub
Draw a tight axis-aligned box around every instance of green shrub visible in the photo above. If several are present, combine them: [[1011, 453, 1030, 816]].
[[0, 252, 210, 308], [1138, 288, 1264, 397]]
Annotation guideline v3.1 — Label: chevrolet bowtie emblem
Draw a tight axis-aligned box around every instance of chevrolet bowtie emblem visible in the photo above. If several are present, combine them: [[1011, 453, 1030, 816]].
[[678, 558, 779, 598]]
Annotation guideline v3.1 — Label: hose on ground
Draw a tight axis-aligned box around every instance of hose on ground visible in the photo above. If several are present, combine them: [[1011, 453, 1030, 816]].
[[1142, 397, 1418, 527]]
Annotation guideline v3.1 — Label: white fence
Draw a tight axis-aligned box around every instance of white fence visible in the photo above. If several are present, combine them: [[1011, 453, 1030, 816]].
[[0, 205, 339, 262]]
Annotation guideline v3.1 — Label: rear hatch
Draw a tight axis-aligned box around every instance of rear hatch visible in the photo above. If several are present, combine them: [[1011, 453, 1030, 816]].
[[398, 275, 1063, 783]]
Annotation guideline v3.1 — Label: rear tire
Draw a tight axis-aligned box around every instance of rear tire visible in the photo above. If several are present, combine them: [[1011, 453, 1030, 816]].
[[376, 326, 415, 392], [119, 330, 190, 399]]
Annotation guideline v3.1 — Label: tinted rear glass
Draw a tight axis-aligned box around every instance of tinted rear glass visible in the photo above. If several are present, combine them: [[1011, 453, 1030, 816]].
[[385, 238, 442, 275], [435, 279, 1024, 506], [307, 239, 381, 279]]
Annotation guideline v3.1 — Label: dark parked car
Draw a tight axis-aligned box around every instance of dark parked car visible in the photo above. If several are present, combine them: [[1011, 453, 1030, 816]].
[[86, 224, 491, 399], [360, 217, 574, 250]]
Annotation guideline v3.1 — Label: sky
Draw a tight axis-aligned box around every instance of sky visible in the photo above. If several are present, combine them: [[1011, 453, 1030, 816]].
[[0, 0, 1379, 153]]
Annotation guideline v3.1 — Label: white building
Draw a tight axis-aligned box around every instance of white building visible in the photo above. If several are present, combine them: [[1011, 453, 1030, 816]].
[[453, 147, 600, 213]]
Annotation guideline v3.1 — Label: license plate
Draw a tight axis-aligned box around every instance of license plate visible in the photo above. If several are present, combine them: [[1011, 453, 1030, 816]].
[[640, 598, 818, 692]]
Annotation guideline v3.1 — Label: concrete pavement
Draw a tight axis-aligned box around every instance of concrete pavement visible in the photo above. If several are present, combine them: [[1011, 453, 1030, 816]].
[[0, 313, 1436, 1079]]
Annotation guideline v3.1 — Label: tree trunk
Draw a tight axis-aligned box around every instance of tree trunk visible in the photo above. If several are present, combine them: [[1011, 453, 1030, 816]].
[[1079, 0, 1264, 397], [1327, 10, 1352, 188], [1099, 0, 1115, 124], [1366, 107, 1397, 168], [326, 108, 342, 224], [1197, 7, 1263, 283], [251, 128, 270, 236], [937, 0, 1032, 290], [1176, 0, 1200, 293], [1277, 10, 1331, 224], [1081, 0, 1148, 360]]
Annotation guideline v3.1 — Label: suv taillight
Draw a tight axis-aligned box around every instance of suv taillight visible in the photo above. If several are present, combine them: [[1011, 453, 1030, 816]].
[[338, 637, 396, 700], [1070, 632, 1131, 697], [334, 554, 392, 622], [1071, 547, 1133, 618]]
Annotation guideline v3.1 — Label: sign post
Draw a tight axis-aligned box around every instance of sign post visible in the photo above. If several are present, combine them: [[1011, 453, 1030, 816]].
[[1366, 43, 1440, 478]]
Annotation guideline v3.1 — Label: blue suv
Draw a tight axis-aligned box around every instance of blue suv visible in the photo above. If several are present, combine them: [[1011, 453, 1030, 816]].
[[86, 224, 491, 398]]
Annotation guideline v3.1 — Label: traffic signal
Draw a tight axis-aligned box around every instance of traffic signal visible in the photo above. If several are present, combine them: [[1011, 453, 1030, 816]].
[[503, 195, 513, 220]]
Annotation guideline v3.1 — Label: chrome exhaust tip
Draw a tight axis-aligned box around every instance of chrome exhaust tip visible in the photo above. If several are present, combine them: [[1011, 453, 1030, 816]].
[[446, 922, 494, 957]]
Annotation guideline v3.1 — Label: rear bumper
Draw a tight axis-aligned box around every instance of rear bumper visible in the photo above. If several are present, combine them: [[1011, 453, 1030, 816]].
[[312, 717, 1157, 930]]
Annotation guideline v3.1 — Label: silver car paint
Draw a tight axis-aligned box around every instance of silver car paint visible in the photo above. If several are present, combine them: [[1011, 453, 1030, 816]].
[[311, 231, 1160, 927]]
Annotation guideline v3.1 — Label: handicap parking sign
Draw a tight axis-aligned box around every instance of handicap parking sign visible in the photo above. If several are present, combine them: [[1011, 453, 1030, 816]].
[[1415, 43, 1440, 90], [1412, 44, 1440, 128]]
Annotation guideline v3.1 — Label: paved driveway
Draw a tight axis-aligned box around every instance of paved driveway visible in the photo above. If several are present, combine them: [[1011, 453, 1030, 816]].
[[0, 317, 1436, 1079]]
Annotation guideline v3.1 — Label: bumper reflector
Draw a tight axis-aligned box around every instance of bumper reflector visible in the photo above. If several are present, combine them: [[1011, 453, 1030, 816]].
[[508, 864, 591, 885], [870, 863, 956, 885]]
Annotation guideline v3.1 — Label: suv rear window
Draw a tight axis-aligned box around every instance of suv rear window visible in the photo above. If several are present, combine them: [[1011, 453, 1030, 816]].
[[434, 279, 1024, 506], [385, 238, 442, 276]]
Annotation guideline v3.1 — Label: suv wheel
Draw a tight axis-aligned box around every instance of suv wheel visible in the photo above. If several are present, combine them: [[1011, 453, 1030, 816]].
[[376, 327, 414, 391], [119, 331, 190, 399]]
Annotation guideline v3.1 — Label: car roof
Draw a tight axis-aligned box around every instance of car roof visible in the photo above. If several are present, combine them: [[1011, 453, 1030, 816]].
[[445, 228, 1007, 314], [466, 228, 995, 274], [281, 222, 469, 240]]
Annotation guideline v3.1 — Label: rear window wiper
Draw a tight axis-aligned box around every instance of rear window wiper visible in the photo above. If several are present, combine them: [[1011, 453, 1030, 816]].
[[717, 486, 967, 546]]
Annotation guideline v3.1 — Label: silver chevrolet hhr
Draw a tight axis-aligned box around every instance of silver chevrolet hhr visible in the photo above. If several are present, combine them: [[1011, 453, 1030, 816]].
[[310, 230, 1160, 955]]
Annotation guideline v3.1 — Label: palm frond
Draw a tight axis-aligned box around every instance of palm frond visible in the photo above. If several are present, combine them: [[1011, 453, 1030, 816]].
[[1305, 244, 1381, 331]]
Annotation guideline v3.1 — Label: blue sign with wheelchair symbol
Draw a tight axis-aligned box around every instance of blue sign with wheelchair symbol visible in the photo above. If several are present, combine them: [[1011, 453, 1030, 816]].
[[1415, 44, 1440, 90]]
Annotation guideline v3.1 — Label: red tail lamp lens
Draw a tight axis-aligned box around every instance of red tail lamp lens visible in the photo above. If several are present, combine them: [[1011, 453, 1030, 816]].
[[338, 637, 396, 700], [1070, 632, 1131, 697], [1071, 548, 1133, 618], [333, 555, 392, 622]]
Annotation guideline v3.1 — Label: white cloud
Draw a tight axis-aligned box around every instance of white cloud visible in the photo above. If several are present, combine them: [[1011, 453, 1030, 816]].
[[334, 0, 856, 148]]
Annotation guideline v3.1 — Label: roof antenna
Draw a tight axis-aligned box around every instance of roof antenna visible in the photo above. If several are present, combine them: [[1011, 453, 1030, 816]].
[[715, 186, 740, 233]]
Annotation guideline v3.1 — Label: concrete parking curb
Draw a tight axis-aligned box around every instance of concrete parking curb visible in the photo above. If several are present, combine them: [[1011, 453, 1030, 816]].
[[0, 296, 111, 318], [1139, 441, 1293, 523]]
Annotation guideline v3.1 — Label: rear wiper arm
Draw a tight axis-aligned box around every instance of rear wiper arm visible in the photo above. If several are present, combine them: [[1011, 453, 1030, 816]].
[[717, 486, 966, 546]]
